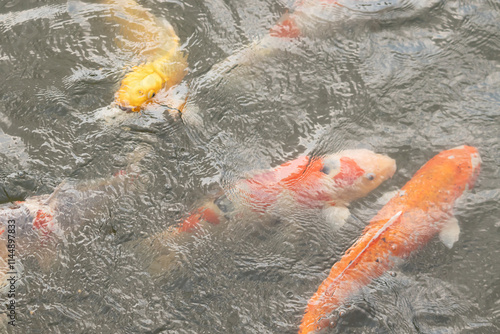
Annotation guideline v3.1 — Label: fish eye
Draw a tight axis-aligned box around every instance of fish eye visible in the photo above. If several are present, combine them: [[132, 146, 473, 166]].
[[320, 165, 331, 174], [147, 91, 156, 99], [365, 173, 375, 181]]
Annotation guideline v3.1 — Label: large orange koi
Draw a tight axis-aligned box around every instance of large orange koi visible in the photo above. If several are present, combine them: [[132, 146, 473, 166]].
[[298, 145, 481, 334]]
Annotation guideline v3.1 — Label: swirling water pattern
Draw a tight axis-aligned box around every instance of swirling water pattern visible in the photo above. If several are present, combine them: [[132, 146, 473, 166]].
[[0, 0, 499, 333]]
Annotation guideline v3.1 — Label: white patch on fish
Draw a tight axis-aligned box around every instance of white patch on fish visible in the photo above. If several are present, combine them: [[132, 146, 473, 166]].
[[471, 153, 481, 171]]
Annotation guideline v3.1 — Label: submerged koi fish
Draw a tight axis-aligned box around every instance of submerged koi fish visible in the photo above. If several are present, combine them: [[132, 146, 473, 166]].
[[0, 146, 150, 291], [109, 0, 340, 115], [177, 149, 396, 233], [298, 145, 481, 334], [136, 149, 395, 274], [269, 0, 442, 39], [105, 0, 188, 112]]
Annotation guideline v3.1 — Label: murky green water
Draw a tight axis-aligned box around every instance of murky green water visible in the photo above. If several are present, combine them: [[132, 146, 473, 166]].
[[0, 0, 499, 333]]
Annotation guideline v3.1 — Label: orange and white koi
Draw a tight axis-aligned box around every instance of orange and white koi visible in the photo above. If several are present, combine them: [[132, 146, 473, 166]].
[[298, 145, 481, 334], [269, 0, 443, 39], [173, 149, 396, 234]]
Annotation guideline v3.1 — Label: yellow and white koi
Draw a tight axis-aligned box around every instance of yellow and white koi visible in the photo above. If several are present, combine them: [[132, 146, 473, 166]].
[[105, 0, 187, 112]]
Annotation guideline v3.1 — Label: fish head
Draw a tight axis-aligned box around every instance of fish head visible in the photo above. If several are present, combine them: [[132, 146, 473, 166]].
[[439, 145, 481, 190], [321, 149, 396, 204], [115, 64, 164, 112]]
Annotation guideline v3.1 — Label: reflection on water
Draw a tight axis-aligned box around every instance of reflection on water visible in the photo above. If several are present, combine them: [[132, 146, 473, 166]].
[[0, 0, 499, 333]]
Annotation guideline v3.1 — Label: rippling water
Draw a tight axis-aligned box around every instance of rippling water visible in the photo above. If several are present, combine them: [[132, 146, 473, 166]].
[[0, 0, 499, 333]]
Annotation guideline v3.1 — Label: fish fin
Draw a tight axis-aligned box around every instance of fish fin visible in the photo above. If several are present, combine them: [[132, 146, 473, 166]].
[[158, 82, 189, 114], [323, 205, 350, 230], [439, 217, 460, 249], [179, 101, 204, 127], [43, 179, 68, 207], [125, 143, 153, 173], [376, 189, 400, 206]]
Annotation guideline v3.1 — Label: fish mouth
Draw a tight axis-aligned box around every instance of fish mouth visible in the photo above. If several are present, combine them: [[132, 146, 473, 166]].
[[118, 105, 135, 113]]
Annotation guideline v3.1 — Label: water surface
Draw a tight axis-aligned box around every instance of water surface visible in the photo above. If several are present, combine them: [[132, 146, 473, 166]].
[[0, 0, 499, 333]]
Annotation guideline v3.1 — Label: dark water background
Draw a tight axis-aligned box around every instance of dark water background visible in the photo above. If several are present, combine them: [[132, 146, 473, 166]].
[[0, 0, 499, 333]]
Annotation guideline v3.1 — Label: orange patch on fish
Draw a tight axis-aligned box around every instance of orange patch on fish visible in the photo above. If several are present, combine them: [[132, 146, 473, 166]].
[[332, 157, 365, 186], [177, 206, 221, 233], [33, 209, 54, 230], [269, 15, 301, 38]]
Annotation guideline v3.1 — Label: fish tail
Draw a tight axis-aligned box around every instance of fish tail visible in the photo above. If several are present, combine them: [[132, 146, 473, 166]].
[[103, 0, 183, 58]]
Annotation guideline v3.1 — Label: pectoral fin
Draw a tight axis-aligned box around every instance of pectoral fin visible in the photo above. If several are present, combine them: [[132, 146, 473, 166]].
[[323, 205, 350, 231], [439, 217, 460, 249]]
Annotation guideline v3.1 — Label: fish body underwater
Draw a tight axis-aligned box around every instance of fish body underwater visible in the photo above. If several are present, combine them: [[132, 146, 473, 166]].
[[107, 0, 307, 114], [0, 170, 139, 240], [135, 149, 395, 275], [298, 145, 481, 334], [269, 0, 442, 38], [0, 177, 123, 294], [0, 147, 150, 292], [154, 0, 442, 120]]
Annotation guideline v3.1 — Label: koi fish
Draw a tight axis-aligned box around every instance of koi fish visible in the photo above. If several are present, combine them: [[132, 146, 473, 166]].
[[298, 145, 481, 334], [106, 0, 307, 115], [0, 146, 150, 292], [269, 0, 443, 39], [105, 0, 188, 112], [179, 149, 396, 233], [136, 149, 396, 274]]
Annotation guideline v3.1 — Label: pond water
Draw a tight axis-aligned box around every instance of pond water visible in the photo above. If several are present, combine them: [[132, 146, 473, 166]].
[[0, 0, 499, 333]]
